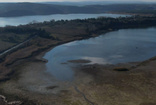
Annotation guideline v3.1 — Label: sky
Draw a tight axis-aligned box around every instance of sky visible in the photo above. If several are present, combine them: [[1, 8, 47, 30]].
[[0, 0, 155, 2]]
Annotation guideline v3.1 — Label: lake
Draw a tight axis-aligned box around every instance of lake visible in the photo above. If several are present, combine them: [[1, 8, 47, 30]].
[[43, 27, 156, 81], [0, 13, 129, 27]]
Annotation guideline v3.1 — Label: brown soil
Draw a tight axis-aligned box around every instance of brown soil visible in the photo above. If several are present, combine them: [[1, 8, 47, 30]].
[[0, 36, 155, 105], [68, 59, 91, 63], [0, 35, 92, 105]]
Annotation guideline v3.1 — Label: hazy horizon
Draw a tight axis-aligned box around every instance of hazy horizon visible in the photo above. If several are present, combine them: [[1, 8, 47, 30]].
[[0, 0, 156, 3]]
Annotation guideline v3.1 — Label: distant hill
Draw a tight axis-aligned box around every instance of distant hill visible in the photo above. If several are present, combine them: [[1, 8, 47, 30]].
[[39, 1, 156, 6], [0, 3, 156, 17], [0, 3, 64, 17]]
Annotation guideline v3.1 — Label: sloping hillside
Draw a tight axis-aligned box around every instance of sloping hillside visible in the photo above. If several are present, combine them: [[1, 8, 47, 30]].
[[0, 3, 156, 17]]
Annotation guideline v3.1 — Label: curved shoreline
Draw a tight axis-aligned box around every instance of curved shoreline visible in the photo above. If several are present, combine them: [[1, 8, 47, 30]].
[[0, 26, 156, 104]]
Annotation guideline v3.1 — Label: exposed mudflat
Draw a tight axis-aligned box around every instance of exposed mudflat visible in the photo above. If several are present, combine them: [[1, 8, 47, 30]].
[[68, 59, 91, 64], [0, 51, 156, 105], [0, 28, 156, 105]]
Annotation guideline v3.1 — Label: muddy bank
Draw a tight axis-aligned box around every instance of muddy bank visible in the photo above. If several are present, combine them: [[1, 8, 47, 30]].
[[0, 31, 156, 105], [0, 34, 100, 105], [72, 57, 156, 105], [68, 59, 91, 64], [0, 33, 94, 82], [0, 57, 91, 105], [0, 49, 156, 105]]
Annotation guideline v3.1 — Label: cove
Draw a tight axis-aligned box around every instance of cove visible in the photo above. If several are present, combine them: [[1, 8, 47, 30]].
[[43, 27, 156, 81]]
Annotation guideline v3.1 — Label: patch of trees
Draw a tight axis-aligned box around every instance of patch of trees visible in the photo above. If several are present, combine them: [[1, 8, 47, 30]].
[[30, 16, 156, 37], [0, 16, 156, 44], [0, 26, 53, 43]]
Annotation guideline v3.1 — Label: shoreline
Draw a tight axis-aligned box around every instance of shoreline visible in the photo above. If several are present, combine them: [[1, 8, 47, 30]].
[[0, 54, 156, 105], [0, 27, 156, 104]]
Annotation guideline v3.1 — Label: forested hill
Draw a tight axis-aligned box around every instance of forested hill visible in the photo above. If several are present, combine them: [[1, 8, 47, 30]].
[[0, 3, 156, 17]]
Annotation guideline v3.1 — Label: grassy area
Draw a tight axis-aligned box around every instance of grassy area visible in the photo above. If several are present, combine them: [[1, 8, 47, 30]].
[[0, 16, 156, 105], [0, 40, 15, 52]]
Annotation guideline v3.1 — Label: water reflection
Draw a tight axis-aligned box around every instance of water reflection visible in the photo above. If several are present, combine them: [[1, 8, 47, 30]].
[[44, 27, 156, 81], [0, 13, 129, 27]]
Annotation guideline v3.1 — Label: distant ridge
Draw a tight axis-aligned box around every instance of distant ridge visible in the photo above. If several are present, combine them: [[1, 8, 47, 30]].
[[0, 2, 155, 17], [39, 1, 156, 6]]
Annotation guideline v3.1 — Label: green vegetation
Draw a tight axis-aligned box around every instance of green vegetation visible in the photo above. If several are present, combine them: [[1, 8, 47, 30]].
[[0, 26, 54, 53], [30, 16, 156, 40], [0, 14, 156, 105], [0, 16, 156, 53]]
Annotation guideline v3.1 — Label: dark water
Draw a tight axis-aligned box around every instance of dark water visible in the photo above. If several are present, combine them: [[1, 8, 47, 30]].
[[44, 27, 156, 81], [0, 13, 129, 27]]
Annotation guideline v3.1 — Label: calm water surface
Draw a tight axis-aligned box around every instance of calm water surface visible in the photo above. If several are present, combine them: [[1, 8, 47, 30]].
[[0, 13, 129, 27], [44, 27, 156, 81]]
